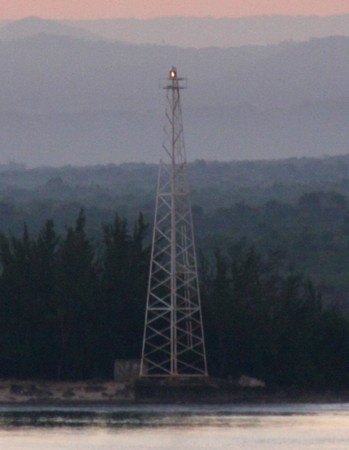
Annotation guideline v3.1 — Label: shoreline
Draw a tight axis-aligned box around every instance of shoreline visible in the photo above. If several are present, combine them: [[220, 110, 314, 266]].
[[0, 379, 348, 406], [0, 379, 133, 404]]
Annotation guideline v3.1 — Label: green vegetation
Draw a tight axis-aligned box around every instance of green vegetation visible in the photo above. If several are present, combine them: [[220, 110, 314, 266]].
[[0, 209, 348, 388], [202, 244, 349, 388], [0, 155, 349, 386], [0, 211, 148, 380]]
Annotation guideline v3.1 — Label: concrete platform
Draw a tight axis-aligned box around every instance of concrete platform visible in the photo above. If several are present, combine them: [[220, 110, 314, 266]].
[[133, 376, 219, 402]]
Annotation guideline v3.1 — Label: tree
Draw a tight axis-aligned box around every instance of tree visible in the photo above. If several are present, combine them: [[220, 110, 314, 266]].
[[53, 209, 98, 379], [98, 213, 148, 373]]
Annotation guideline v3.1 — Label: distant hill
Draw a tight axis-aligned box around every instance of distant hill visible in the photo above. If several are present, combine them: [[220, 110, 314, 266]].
[[3, 15, 349, 48], [0, 33, 349, 166], [0, 16, 99, 41], [1, 153, 349, 203], [69, 15, 349, 48]]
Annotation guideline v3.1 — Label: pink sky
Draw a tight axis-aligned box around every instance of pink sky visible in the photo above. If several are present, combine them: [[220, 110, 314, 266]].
[[2, 0, 349, 21]]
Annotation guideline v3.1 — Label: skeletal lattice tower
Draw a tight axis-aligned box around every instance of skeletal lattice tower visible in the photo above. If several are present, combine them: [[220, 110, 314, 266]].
[[140, 68, 208, 377]]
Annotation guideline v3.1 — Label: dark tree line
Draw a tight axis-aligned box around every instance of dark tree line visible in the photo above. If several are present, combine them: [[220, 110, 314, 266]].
[[201, 244, 349, 389], [0, 211, 349, 388], [0, 210, 148, 380]]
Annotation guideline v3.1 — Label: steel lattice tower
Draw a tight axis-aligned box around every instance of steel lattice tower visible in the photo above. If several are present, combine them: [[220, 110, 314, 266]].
[[140, 68, 208, 378]]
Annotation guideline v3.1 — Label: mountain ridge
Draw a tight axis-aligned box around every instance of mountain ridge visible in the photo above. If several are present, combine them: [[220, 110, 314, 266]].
[[0, 16, 100, 42], [3, 15, 349, 48], [0, 33, 348, 166]]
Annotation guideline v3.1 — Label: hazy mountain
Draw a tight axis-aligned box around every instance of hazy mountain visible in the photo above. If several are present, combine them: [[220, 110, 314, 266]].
[[4, 16, 349, 48], [68, 15, 349, 48], [0, 16, 99, 42], [0, 34, 349, 166]]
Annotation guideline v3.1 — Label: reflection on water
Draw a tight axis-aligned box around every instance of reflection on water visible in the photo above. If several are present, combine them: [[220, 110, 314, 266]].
[[0, 403, 345, 428], [0, 403, 349, 428], [0, 404, 349, 449]]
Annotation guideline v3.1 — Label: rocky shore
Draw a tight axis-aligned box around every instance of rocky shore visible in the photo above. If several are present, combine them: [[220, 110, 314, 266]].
[[0, 379, 133, 403], [0, 379, 349, 405]]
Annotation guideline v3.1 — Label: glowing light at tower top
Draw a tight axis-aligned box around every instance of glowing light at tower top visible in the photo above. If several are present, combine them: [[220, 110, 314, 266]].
[[170, 68, 177, 79]]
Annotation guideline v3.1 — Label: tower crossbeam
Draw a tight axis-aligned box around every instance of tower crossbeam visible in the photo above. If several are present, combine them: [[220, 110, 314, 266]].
[[140, 68, 208, 378]]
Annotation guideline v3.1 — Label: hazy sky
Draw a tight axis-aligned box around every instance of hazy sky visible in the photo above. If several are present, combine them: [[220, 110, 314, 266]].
[[2, 0, 349, 20]]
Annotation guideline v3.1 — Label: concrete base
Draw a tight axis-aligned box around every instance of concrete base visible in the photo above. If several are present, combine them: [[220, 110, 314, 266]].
[[134, 376, 219, 402]]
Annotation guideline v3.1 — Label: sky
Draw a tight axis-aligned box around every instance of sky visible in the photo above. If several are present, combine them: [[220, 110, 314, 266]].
[[2, 0, 349, 21]]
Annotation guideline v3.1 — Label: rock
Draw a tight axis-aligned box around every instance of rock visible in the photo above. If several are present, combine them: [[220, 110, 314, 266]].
[[238, 375, 266, 388], [62, 389, 75, 398], [25, 385, 53, 398], [84, 385, 104, 393], [9, 384, 24, 395]]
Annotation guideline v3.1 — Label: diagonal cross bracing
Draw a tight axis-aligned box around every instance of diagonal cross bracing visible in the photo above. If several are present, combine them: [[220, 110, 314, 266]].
[[140, 68, 208, 378]]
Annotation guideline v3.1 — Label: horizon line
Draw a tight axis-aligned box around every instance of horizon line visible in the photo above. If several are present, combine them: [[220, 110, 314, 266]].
[[2, 13, 349, 22]]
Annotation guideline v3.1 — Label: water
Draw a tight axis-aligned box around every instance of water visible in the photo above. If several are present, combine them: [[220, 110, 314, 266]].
[[0, 403, 349, 449]]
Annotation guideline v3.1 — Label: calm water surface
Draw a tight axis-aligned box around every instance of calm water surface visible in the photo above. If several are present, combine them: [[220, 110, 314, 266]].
[[0, 403, 349, 449]]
